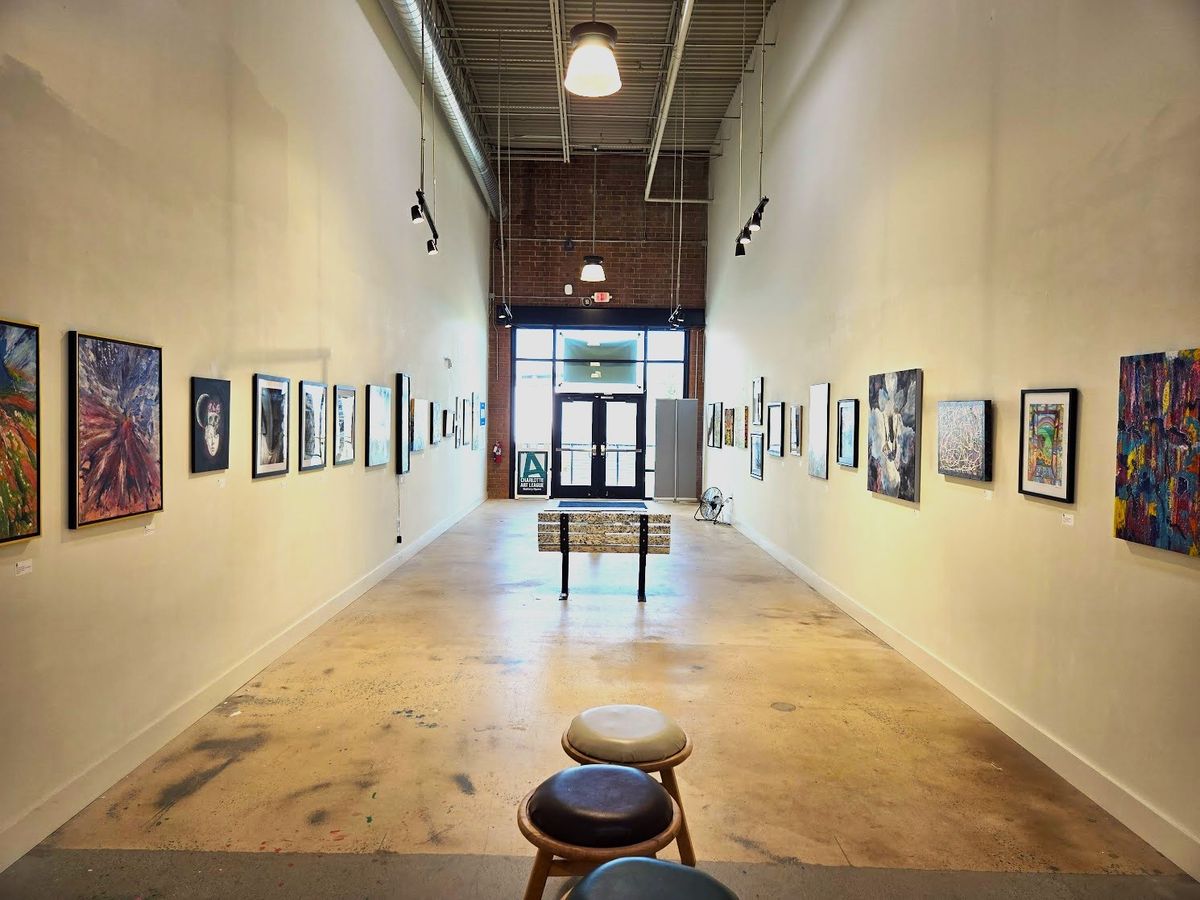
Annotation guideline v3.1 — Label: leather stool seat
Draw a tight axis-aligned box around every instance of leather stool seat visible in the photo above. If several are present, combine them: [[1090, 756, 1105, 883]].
[[571, 858, 738, 899], [566, 705, 687, 764], [528, 765, 673, 849]]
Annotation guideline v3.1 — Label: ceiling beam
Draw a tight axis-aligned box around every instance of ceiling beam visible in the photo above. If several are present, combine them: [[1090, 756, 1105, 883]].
[[547, 0, 571, 162]]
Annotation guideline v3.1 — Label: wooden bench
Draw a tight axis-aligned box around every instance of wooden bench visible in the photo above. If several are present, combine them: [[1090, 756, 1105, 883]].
[[537, 507, 671, 602]]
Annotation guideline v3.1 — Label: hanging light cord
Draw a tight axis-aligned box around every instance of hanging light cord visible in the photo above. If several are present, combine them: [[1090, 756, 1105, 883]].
[[430, 0, 437, 211], [738, 0, 745, 220], [757, 0, 766, 198], [675, 79, 685, 316], [497, 34, 507, 319], [418, 0, 426, 192], [591, 146, 598, 254]]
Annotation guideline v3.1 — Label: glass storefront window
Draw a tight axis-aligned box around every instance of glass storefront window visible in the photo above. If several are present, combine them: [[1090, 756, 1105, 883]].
[[514, 360, 552, 447], [647, 330, 685, 361]]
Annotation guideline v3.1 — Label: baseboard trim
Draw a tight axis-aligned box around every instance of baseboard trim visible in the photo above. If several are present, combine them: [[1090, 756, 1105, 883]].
[[732, 518, 1200, 882], [0, 495, 484, 875]]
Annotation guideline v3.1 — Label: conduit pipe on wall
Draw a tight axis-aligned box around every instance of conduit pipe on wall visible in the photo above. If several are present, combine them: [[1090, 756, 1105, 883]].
[[644, 0, 709, 204], [380, 0, 502, 218]]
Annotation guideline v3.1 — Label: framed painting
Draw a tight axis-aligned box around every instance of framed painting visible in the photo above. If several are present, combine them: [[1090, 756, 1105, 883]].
[[937, 400, 992, 481], [411, 397, 428, 453], [808, 384, 830, 478], [395, 374, 411, 473], [462, 397, 470, 449], [713, 402, 724, 448], [704, 403, 714, 448], [1019, 388, 1077, 503], [836, 399, 859, 468], [252, 373, 289, 479], [743, 405, 749, 448], [766, 402, 784, 458], [723, 407, 735, 447], [367, 383, 393, 468], [0, 320, 40, 543], [1116, 349, 1199, 555], [452, 399, 460, 448], [789, 404, 802, 457], [429, 401, 442, 445], [752, 377, 764, 426], [191, 377, 230, 474], [71, 332, 163, 525], [868, 369, 923, 502], [750, 432, 764, 480], [443, 407, 452, 441], [333, 385, 356, 465], [299, 380, 327, 472], [471, 392, 480, 450]]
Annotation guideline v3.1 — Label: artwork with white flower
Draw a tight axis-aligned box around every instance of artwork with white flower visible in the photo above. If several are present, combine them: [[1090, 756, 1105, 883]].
[[867, 369, 923, 501]]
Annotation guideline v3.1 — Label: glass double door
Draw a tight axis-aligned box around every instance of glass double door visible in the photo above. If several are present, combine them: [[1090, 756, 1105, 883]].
[[552, 394, 646, 499]]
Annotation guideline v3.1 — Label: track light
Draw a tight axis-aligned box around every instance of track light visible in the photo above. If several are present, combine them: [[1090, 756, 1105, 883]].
[[411, 204, 424, 225], [750, 196, 769, 232], [426, 239, 439, 256], [580, 254, 606, 282], [738, 226, 752, 245], [735, 242, 747, 258], [564, 21, 621, 98]]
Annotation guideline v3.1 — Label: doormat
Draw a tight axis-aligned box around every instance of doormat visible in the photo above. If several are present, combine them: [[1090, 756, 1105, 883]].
[[557, 500, 648, 510]]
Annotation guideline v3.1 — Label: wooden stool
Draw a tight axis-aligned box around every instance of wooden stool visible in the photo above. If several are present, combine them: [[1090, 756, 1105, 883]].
[[562, 704, 696, 867], [570, 858, 738, 899], [518, 765, 682, 900]]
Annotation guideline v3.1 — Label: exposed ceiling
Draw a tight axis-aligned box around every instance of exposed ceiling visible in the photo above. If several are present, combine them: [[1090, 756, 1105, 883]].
[[431, 0, 774, 160]]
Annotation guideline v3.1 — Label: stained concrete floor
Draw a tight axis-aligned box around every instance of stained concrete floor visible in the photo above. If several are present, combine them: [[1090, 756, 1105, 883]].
[[3, 501, 1196, 899]]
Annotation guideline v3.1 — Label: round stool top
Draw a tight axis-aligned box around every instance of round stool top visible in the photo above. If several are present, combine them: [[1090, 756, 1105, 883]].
[[527, 765, 673, 849], [571, 858, 739, 899], [567, 705, 687, 764]]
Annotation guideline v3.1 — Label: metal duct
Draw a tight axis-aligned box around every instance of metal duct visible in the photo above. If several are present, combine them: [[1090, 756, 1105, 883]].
[[379, 0, 501, 219]]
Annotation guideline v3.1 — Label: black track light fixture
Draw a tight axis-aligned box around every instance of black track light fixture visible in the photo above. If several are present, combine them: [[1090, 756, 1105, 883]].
[[426, 238, 439, 256], [734, 241, 747, 258], [738, 226, 752, 245], [411, 204, 424, 225]]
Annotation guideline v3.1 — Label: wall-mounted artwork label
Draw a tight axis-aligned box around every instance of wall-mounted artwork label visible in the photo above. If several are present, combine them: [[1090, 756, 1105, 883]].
[[937, 400, 992, 482], [836, 399, 859, 468], [333, 385, 356, 465], [517, 450, 549, 497], [1115, 349, 1199, 556], [809, 384, 830, 477], [368, 383, 393, 468], [750, 432, 764, 481], [867, 369, 923, 502], [766, 402, 784, 458], [751, 378, 764, 426], [71, 332, 163, 526], [1018, 388, 1077, 503], [190, 377, 230, 474], [252, 373, 289, 478], [430, 401, 442, 445], [0, 320, 39, 544], [299, 381, 327, 471], [395, 374, 410, 473]]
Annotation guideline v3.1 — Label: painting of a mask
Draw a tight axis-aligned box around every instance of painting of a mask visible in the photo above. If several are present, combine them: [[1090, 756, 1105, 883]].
[[191, 377, 230, 473]]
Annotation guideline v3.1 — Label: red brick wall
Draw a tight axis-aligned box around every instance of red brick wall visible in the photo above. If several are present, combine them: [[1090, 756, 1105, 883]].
[[486, 154, 708, 499]]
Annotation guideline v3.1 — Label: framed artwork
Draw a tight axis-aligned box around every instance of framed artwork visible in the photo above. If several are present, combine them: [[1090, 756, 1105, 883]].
[[713, 402, 724, 448], [395, 374, 411, 473], [937, 400, 992, 481], [743, 405, 749, 448], [750, 432, 764, 480], [1116, 349, 1199, 555], [766, 402, 784, 458], [808, 383, 830, 478], [471, 392, 480, 450], [299, 380, 327, 472], [836, 399, 859, 468], [452, 400, 460, 448], [1018, 388, 1077, 503], [71, 332, 163, 525], [252, 373, 289, 479], [462, 397, 470, 449], [723, 407, 735, 447], [867, 369, 923, 502], [191, 377, 230, 474], [704, 403, 714, 447], [366, 383, 393, 468], [411, 397, 428, 453], [443, 407, 451, 441], [789, 405, 802, 456], [0, 320, 40, 543], [333, 385, 356, 465], [430, 401, 442, 445], [752, 377, 764, 426]]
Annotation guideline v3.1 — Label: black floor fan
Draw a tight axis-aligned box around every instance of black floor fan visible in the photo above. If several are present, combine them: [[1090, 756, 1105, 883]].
[[695, 487, 732, 525]]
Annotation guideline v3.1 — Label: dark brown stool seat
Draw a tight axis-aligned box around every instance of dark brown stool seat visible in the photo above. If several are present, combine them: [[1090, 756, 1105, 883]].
[[571, 858, 739, 899]]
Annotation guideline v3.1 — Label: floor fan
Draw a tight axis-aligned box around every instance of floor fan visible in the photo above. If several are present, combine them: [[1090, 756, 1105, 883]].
[[695, 487, 731, 525]]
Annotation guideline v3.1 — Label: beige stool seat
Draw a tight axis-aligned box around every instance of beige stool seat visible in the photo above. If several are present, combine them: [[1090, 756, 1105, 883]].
[[566, 705, 687, 764]]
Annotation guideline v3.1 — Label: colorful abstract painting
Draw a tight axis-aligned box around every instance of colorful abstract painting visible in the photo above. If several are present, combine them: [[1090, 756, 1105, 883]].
[[70, 332, 163, 527], [0, 320, 39, 543], [937, 400, 992, 481], [190, 377, 230, 474], [333, 385, 356, 465], [1115, 349, 1200, 556], [1019, 388, 1077, 502], [299, 380, 327, 472], [837, 399, 858, 468], [723, 407, 735, 447], [867, 369, 923, 502], [809, 384, 830, 478]]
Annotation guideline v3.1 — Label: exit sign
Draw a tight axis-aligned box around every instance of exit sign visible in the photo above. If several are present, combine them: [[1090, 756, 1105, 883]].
[[592, 291, 612, 303]]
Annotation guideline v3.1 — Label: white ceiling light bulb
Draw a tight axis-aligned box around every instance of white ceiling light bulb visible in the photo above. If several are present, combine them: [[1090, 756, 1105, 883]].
[[565, 21, 621, 98], [580, 254, 606, 281]]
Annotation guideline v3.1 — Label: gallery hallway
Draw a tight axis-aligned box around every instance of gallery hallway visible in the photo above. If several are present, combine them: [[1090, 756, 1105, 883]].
[[2, 502, 1193, 899]]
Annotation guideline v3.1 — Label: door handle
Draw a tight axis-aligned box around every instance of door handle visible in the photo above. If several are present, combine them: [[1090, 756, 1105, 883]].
[[599, 444, 607, 457], [592, 444, 598, 457]]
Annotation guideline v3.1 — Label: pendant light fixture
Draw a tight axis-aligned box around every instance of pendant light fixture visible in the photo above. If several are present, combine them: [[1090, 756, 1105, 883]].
[[580, 147, 606, 282], [564, 1, 621, 98]]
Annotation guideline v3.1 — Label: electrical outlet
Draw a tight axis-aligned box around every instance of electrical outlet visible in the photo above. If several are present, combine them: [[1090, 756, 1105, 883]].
[[983, 490, 993, 501], [15, 560, 32, 576], [144, 522, 156, 535], [1061, 513, 1075, 527], [217, 477, 226, 488]]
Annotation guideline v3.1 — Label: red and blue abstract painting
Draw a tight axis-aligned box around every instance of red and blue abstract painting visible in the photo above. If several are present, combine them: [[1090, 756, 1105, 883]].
[[0, 320, 39, 544], [1115, 348, 1200, 557], [70, 332, 163, 527]]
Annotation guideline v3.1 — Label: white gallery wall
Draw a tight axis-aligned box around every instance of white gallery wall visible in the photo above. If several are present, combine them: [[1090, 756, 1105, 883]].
[[705, 0, 1199, 877], [0, 0, 489, 869]]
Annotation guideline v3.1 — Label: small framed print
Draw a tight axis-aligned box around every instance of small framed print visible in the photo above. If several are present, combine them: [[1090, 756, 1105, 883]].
[[366, 383, 393, 468], [836, 399, 859, 468], [750, 432, 764, 480], [1019, 388, 1078, 503], [191, 376, 230, 474], [333, 385, 356, 465], [937, 400, 992, 482], [0, 320, 40, 543], [724, 407, 735, 447], [766, 402, 784, 458], [429, 401, 442, 445], [253, 373, 289, 479], [298, 380, 327, 472], [752, 377, 764, 426], [789, 404, 802, 456]]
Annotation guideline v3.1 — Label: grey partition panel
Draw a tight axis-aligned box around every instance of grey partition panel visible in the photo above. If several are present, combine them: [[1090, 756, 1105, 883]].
[[675, 399, 699, 499], [654, 399, 699, 500]]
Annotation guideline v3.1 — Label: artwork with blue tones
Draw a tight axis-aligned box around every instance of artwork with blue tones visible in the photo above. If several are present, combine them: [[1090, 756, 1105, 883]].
[[867, 369, 923, 502]]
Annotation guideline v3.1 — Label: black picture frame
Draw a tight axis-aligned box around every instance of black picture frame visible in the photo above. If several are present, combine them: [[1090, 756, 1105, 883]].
[[1018, 388, 1078, 503], [395, 374, 411, 473], [766, 402, 784, 458], [430, 401, 442, 445], [70, 331, 165, 526], [750, 432, 764, 480], [0, 319, 40, 544], [298, 380, 328, 472], [252, 373, 290, 479], [936, 399, 993, 482], [190, 376, 231, 474], [752, 377, 764, 426], [836, 399, 859, 468], [333, 385, 356, 465]]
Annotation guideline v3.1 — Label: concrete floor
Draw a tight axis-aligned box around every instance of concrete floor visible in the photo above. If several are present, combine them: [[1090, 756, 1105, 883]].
[[3, 501, 1196, 899]]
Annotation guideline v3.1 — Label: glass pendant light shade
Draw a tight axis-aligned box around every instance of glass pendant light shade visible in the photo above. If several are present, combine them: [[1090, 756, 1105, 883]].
[[580, 254, 606, 282], [565, 23, 621, 97]]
